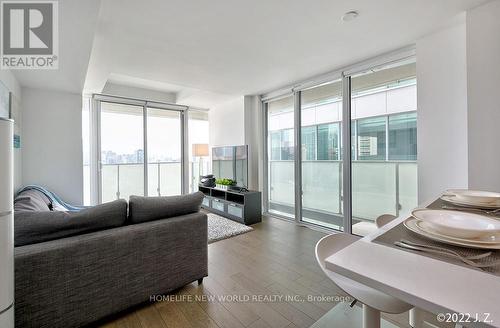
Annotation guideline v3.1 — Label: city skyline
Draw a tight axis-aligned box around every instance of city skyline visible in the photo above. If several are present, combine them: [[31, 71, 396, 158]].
[[101, 149, 182, 164]]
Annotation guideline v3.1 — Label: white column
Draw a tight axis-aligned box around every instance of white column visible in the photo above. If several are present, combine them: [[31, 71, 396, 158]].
[[244, 95, 262, 191], [466, 0, 500, 192], [0, 118, 14, 328], [416, 20, 468, 203]]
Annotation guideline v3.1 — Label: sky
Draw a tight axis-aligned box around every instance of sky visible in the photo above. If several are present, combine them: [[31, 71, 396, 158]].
[[81, 103, 209, 164]]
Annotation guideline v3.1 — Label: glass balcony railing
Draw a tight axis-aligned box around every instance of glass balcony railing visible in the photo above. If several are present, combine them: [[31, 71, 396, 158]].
[[85, 160, 417, 227], [100, 162, 181, 202], [269, 160, 417, 227], [83, 161, 210, 205]]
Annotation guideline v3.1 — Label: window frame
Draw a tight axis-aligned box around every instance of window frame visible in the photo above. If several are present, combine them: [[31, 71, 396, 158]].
[[261, 46, 417, 234], [90, 94, 208, 204]]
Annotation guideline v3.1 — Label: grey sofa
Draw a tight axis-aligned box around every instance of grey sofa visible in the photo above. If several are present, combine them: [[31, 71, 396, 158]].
[[14, 198, 208, 328]]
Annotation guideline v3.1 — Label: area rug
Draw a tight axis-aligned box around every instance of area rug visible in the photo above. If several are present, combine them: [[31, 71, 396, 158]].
[[207, 213, 253, 244]]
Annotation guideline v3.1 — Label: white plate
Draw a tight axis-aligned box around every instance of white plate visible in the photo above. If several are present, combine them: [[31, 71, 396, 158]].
[[447, 189, 500, 205], [411, 209, 500, 239], [441, 195, 500, 209], [416, 220, 500, 244], [403, 218, 500, 249]]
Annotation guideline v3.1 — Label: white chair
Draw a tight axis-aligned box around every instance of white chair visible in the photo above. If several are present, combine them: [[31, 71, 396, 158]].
[[375, 214, 397, 229], [351, 214, 398, 237], [375, 214, 425, 328], [315, 233, 413, 328]]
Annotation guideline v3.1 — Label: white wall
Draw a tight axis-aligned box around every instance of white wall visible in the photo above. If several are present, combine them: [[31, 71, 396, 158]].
[[209, 96, 263, 192], [22, 88, 83, 204], [0, 71, 21, 98], [416, 20, 469, 202], [102, 83, 177, 103], [466, 0, 500, 192], [209, 97, 245, 147], [0, 70, 22, 191], [244, 95, 262, 191]]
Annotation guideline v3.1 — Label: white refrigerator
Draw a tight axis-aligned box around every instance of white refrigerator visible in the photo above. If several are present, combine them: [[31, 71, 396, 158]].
[[0, 118, 14, 327]]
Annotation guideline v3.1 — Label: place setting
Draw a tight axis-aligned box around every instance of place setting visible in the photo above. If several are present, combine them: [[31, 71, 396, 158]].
[[373, 189, 500, 274]]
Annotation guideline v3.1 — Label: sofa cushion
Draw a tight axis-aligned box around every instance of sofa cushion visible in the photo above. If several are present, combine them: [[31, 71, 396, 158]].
[[14, 199, 128, 246], [128, 192, 204, 224], [14, 189, 52, 212]]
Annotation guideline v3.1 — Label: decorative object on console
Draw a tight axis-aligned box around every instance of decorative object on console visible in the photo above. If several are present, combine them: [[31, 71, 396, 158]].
[[199, 174, 216, 188], [0, 118, 14, 328], [215, 178, 236, 191]]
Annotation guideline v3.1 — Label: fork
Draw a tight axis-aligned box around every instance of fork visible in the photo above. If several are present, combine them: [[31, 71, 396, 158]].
[[394, 241, 500, 268], [441, 205, 500, 216], [399, 239, 492, 260]]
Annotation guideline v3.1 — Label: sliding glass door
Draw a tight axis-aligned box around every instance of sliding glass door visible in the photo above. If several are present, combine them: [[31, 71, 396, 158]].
[[266, 96, 295, 218], [100, 102, 145, 202], [147, 108, 182, 196], [300, 80, 343, 230], [263, 56, 417, 234], [98, 99, 185, 203], [350, 61, 417, 235]]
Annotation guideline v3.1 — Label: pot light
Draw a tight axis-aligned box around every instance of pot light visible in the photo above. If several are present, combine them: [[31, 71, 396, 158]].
[[341, 10, 359, 22]]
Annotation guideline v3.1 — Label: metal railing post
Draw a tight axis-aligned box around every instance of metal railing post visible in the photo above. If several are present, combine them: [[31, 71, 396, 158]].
[[262, 101, 270, 214], [157, 162, 161, 196], [116, 164, 120, 199], [395, 162, 400, 217], [342, 75, 353, 234], [293, 91, 302, 223], [143, 105, 148, 197], [339, 161, 343, 215]]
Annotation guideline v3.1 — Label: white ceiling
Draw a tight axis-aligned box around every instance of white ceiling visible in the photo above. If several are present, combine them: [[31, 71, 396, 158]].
[[15, 0, 490, 106]]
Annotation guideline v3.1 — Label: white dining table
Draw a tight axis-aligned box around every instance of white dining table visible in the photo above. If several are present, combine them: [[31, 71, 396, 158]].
[[324, 199, 500, 328]]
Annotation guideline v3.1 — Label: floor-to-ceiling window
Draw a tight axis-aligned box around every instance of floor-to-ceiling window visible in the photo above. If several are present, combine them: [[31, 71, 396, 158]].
[[300, 79, 344, 230], [188, 110, 210, 193], [95, 97, 190, 203], [100, 102, 145, 202], [267, 95, 295, 218], [263, 53, 417, 234], [350, 61, 417, 235], [147, 108, 182, 196]]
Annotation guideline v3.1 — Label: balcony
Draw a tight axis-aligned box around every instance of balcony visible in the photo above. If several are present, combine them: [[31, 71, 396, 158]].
[[84, 160, 417, 229], [83, 161, 206, 204], [269, 160, 417, 229]]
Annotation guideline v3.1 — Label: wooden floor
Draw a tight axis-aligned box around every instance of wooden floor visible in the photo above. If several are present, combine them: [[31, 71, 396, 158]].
[[99, 216, 413, 328]]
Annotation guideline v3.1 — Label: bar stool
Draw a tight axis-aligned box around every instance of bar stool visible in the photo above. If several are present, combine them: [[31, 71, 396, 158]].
[[315, 233, 413, 328]]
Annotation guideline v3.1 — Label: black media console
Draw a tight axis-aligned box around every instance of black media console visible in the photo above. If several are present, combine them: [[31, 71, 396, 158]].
[[198, 186, 262, 225]]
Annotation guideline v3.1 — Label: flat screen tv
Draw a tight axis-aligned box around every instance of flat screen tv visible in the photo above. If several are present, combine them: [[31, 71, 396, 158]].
[[212, 145, 248, 187]]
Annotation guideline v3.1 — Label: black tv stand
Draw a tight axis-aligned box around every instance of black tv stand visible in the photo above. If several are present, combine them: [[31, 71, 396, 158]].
[[198, 186, 262, 225]]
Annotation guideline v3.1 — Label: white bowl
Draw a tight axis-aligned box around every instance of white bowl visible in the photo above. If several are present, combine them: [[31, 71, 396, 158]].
[[411, 209, 500, 239], [447, 189, 500, 205]]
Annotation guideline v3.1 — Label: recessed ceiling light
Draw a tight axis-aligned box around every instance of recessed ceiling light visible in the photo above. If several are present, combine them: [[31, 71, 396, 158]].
[[341, 11, 359, 22]]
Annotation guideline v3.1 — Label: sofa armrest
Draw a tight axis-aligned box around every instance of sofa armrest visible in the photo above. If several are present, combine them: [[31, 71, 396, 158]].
[[15, 212, 208, 328]]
